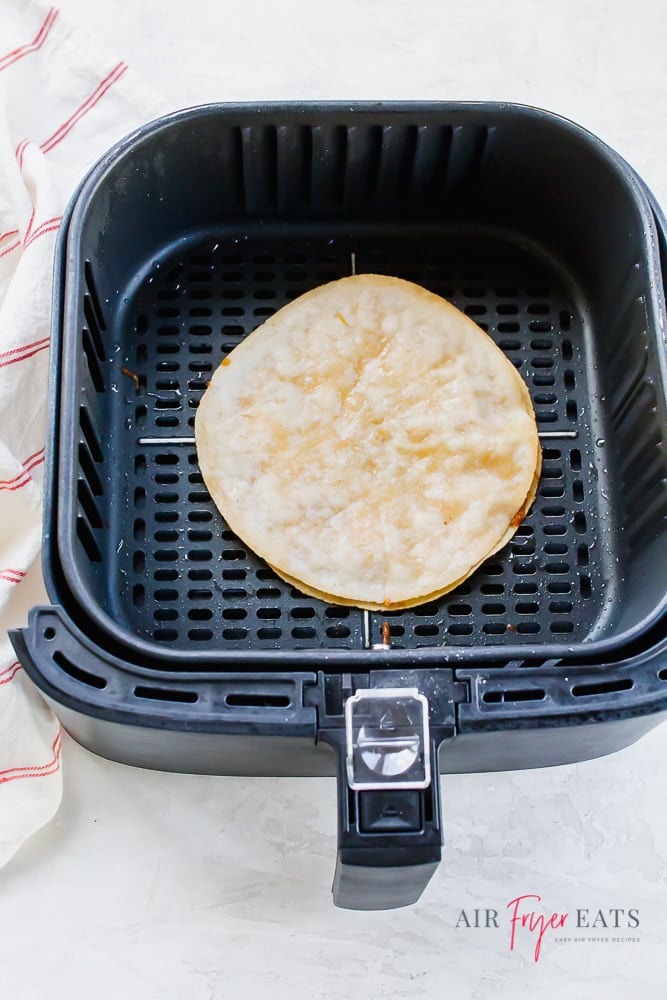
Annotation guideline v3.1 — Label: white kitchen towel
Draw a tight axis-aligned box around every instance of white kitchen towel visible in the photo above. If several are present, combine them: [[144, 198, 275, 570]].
[[0, 0, 167, 866]]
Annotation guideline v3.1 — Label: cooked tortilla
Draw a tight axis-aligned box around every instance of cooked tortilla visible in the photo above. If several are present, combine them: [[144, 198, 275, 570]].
[[195, 275, 541, 609]]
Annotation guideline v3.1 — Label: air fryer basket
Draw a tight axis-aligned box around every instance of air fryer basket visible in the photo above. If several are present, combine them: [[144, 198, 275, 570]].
[[12, 103, 667, 910]]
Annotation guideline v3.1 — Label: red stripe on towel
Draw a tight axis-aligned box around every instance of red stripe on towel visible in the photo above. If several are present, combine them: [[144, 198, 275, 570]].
[[40, 62, 128, 155], [0, 7, 58, 74], [0, 337, 50, 368], [0, 662, 22, 685], [0, 733, 62, 783], [15, 61, 127, 169]]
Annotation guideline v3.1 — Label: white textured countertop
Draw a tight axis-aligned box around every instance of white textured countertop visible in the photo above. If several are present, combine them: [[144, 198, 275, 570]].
[[3, 1, 667, 997]]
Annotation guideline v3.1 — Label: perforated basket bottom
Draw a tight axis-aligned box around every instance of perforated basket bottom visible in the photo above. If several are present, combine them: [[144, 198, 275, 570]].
[[104, 228, 610, 652]]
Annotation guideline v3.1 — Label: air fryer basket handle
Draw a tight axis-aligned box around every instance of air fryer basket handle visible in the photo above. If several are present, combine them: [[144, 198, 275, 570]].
[[328, 735, 443, 910], [332, 848, 441, 910]]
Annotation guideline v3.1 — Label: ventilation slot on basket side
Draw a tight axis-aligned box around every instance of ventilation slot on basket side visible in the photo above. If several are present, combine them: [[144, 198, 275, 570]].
[[482, 688, 545, 704], [571, 678, 633, 697], [79, 405, 103, 462], [374, 124, 418, 207], [445, 124, 492, 192], [78, 408, 106, 541], [134, 685, 198, 704], [77, 478, 102, 529], [229, 122, 494, 215], [609, 297, 648, 425], [344, 124, 383, 209], [53, 650, 106, 689], [83, 297, 106, 362], [76, 516, 102, 562], [225, 692, 291, 708], [241, 125, 278, 212], [84, 260, 108, 332], [82, 328, 104, 392], [78, 440, 102, 496], [311, 124, 347, 208], [615, 381, 667, 549], [81, 262, 107, 393], [275, 124, 313, 209]]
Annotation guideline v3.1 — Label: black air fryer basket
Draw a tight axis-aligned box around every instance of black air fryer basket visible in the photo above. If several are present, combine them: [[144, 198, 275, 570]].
[[11, 102, 667, 910]]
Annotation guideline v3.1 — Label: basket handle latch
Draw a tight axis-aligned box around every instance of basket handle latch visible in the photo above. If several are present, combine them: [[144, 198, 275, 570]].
[[330, 687, 443, 910]]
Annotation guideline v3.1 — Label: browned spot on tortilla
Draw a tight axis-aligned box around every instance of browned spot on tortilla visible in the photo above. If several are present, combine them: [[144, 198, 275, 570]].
[[221, 357, 231, 366], [441, 499, 466, 524], [509, 495, 530, 529], [476, 448, 518, 481], [509, 462, 540, 528]]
